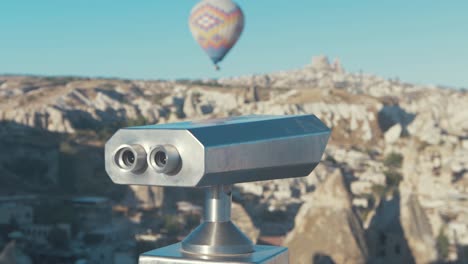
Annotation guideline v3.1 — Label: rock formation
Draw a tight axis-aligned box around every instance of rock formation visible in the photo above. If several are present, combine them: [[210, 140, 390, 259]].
[[0, 241, 32, 264], [1, 56, 467, 263], [0, 241, 15, 264], [232, 202, 260, 243], [123, 186, 164, 210], [284, 170, 368, 264]]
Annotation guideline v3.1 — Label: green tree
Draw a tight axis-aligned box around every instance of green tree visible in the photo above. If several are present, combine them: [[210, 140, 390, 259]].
[[384, 152, 403, 168], [436, 229, 449, 260], [384, 170, 403, 188], [163, 215, 181, 236]]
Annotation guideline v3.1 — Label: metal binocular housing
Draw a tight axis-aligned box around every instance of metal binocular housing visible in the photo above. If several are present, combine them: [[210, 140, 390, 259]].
[[104, 114, 331, 264], [105, 114, 330, 187]]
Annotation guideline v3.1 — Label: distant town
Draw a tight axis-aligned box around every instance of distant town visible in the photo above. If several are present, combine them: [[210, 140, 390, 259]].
[[0, 194, 207, 263]]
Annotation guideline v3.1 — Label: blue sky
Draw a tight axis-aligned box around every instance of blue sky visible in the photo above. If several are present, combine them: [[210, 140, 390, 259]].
[[0, 1, 466, 88]]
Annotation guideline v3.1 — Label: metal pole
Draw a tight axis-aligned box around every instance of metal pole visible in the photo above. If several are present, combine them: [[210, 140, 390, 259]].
[[204, 185, 231, 223], [138, 184, 290, 263], [181, 184, 254, 255]]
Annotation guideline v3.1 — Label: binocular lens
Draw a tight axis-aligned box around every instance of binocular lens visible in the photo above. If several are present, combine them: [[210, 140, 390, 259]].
[[149, 145, 180, 174], [114, 145, 146, 173], [154, 151, 167, 167], [122, 150, 136, 166]]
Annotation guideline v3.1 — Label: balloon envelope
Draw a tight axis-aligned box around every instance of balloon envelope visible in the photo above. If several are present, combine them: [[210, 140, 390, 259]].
[[189, 0, 244, 66]]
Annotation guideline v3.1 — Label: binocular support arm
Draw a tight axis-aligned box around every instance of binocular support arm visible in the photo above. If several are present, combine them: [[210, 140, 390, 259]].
[[204, 185, 232, 222], [181, 184, 254, 256]]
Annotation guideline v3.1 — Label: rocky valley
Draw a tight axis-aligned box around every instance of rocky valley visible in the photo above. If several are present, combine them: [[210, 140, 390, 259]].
[[0, 56, 467, 264]]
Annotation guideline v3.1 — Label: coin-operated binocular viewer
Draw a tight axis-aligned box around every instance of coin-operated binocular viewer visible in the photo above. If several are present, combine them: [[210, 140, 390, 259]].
[[105, 115, 330, 264]]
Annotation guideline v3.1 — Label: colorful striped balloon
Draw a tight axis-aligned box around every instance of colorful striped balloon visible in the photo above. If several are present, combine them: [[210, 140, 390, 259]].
[[189, 0, 244, 70]]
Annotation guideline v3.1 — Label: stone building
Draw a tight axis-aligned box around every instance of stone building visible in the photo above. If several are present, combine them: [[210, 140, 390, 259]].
[[366, 194, 415, 263], [0, 203, 33, 226], [21, 224, 71, 245], [70, 196, 112, 232]]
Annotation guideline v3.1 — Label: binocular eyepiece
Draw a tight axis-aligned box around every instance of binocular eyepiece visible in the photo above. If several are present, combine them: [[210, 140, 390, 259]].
[[113, 144, 181, 175], [113, 144, 147, 173], [105, 115, 331, 187]]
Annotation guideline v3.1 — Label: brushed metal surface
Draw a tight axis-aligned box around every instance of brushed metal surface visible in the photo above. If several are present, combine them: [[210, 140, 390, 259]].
[[181, 221, 254, 255], [105, 114, 331, 187], [105, 129, 205, 187], [139, 243, 289, 264], [181, 185, 254, 255], [204, 185, 232, 223]]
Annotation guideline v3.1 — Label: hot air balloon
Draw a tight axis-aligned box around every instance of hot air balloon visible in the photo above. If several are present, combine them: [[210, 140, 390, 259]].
[[189, 0, 244, 70]]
